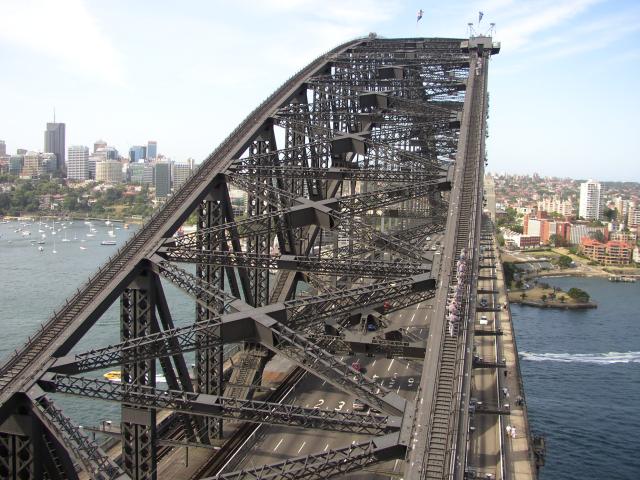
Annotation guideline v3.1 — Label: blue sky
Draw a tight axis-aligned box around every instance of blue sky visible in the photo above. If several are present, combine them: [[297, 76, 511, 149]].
[[1, 0, 638, 181]]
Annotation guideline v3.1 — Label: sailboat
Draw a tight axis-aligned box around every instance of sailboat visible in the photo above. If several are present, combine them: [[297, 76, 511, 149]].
[[52, 237, 57, 254], [61, 229, 70, 242]]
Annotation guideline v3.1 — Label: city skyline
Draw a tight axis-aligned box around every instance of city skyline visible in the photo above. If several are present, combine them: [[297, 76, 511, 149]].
[[1, 0, 639, 181]]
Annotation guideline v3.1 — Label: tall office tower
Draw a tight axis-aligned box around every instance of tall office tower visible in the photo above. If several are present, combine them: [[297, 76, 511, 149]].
[[129, 145, 147, 163], [67, 145, 90, 180], [0, 140, 6, 156], [154, 161, 171, 197], [171, 161, 193, 189], [93, 139, 107, 153], [147, 140, 157, 160], [578, 179, 603, 221], [44, 122, 66, 173]]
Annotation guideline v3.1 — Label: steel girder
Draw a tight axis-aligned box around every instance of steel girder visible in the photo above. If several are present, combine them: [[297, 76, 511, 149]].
[[39, 375, 398, 436], [0, 35, 499, 480], [206, 434, 406, 480], [163, 249, 431, 279], [195, 197, 226, 440], [120, 278, 157, 480], [29, 395, 127, 480]]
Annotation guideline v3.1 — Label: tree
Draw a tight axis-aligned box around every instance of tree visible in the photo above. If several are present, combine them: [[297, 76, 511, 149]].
[[568, 287, 590, 303], [556, 255, 573, 269], [548, 233, 559, 247], [520, 292, 527, 300], [589, 230, 605, 243], [541, 294, 547, 302], [559, 295, 566, 303], [604, 208, 616, 222]]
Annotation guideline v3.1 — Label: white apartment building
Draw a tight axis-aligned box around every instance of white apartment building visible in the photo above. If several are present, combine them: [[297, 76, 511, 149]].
[[578, 179, 603, 220], [67, 145, 89, 180]]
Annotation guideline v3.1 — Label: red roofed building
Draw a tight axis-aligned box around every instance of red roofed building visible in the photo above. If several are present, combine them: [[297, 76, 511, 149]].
[[580, 238, 633, 265]]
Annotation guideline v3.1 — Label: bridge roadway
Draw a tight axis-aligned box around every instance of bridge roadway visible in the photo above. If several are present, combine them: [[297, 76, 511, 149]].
[[226, 239, 442, 477]]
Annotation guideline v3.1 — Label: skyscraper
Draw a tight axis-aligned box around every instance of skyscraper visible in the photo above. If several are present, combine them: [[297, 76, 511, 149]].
[[44, 122, 66, 173], [67, 145, 90, 180], [579, 179, 603, 221], [129, 145, 147, 163], [147, 141, 157, 160], [154, 161, 171, 198]]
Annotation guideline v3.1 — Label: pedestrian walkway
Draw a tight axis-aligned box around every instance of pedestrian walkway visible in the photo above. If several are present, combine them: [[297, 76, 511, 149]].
[[494, 239, 536, 480]]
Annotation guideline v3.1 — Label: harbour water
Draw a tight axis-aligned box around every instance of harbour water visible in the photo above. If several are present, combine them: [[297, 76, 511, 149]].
[[2, 220, 639, 477], [0, 218, 196, 428], [512, 276, 640, 479]]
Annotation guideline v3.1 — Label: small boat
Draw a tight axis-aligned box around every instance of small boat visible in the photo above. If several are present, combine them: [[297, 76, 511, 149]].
[[79, 246, 87, 250], [37, 241, 45, 245], [38, 246, 44, 252], [104, 371, 121, 381], [86, 233, 95, 237], [124, 223, 130, 229], [103, 371, 167, 383], [101, 240, 116, 246]]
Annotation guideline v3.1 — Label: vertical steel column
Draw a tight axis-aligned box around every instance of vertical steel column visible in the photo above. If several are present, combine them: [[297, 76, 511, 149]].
[[247, 132, 274, 307], [195, 195, 225, 440], [0, 433, 34, 480], [121, 274, 157, 480]]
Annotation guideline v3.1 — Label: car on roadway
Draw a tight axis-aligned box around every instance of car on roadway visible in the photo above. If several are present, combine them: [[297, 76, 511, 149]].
[[353, 400, 367, 412]]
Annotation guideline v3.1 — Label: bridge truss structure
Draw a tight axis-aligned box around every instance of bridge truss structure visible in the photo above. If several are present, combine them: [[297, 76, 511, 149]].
[[0, 35, 498, 479]]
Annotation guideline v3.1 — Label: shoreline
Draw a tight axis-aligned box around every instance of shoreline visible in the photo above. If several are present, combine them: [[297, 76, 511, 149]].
[[509, 299, 597, 309]]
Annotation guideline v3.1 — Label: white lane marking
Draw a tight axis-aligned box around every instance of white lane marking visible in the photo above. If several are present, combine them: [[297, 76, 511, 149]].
[[297, 441, 306, 454], [394, 459, 400, 471], [372, 359, 377, 367], [273, 438, 284, 452], [387, 359, 395, 372], [324, 443, 329, 452], [410, 313, 416, 323], [396, 386, 401, 394]]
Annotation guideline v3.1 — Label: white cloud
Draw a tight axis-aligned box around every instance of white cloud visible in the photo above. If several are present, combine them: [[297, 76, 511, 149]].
[[0, 0, 124, 85], [487, 0, 603, 51]]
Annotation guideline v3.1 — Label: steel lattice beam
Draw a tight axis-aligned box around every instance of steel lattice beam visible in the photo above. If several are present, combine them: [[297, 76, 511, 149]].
[[39, 374, 399, 435]]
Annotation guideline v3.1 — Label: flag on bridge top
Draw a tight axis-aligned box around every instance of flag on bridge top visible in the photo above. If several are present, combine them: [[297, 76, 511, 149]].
[[479, 11, 484, 23], [417, 9, 424, 22]]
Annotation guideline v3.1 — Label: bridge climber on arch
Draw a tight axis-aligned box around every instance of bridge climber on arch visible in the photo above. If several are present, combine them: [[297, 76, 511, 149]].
[[0, 35, 497, 479]]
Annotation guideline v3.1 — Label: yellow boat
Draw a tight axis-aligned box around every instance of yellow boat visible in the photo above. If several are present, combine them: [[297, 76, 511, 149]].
[[103, 371, 121, 382]]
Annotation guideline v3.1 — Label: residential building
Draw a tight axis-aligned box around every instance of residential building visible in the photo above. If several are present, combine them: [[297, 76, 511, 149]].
[[44, 122, 66, 173], [578, 179, 603, 220], [147, 141, 157, 160], [67, 145, 90, 180], [21, 151, 56, 178], [154, 161, 171, 197], [628, 201, 640, 228], [129, 145, 147, 163], [171, 161, 193, 189], [537, 195, 574, 217], [502, 228, 540, 249], [569, 224, 608, 245], [95, 160, 123, 183], [633, 247, 640, 264], [610, 230, 637, 243], [580, 238, 633, 265], [0, 140, 6, 156]]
